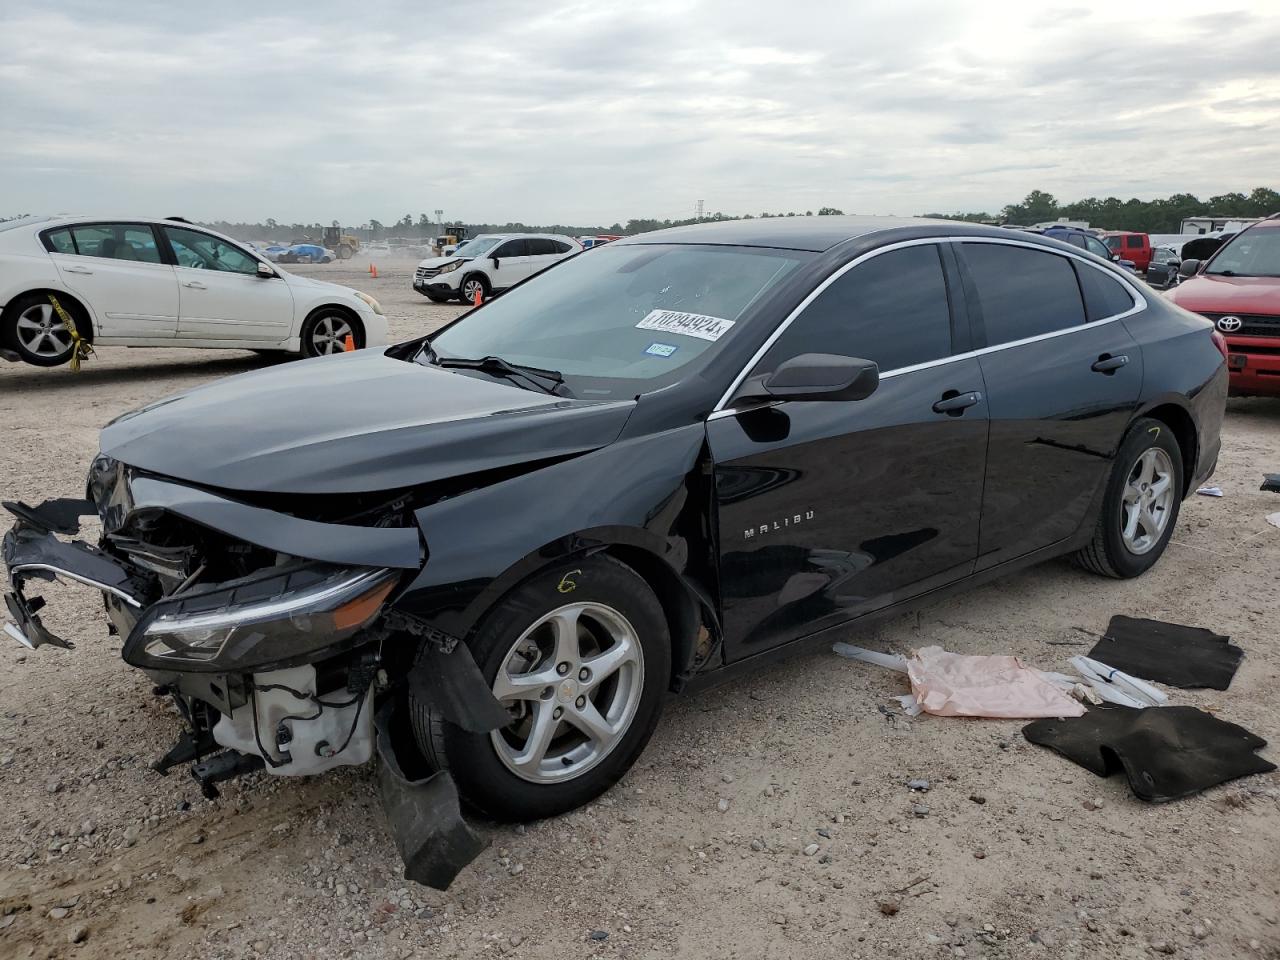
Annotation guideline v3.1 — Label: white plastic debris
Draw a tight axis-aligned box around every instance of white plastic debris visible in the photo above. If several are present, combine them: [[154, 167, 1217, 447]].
[[832, 643, 909, 673], [1196, 486, 1224, 497], [1267, 512, 1280, 530], [1069, 656, 1168, 709]]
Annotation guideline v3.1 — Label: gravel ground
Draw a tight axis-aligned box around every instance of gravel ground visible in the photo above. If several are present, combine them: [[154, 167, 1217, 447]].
[[1, 259, 1278, 960]]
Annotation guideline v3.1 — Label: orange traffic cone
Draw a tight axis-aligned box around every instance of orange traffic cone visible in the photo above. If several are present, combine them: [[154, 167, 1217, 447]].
[[371, 264, 379, 279], [344, 333, 355, 352], [472, 286, 483, 306], [368, 262, 374, 275]]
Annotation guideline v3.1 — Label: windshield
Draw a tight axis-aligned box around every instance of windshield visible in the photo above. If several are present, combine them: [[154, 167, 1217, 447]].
[[427, 243, 809, 397], [454, 237, 500, 259], [1206, 227, 1280, 277]]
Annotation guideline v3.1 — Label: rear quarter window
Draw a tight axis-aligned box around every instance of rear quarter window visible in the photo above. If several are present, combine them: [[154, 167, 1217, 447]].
[[960, 243, 1087, 345], [43, 228, 75, 254], [1074, 263, 1136, 321]]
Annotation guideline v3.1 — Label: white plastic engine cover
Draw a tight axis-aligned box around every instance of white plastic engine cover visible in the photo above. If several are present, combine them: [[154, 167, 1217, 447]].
[[213, 665, 373, 776]]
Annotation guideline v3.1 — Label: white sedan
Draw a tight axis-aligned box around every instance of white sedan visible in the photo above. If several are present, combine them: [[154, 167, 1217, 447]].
[[0, 216, 387, 367]]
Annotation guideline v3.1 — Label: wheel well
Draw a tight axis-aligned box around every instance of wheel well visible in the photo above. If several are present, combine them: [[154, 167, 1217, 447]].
[[1142, 403, 1197, 495], [462, 271, 490, 291], [602, 545, 709, 692], [2, 289, 94, 342]]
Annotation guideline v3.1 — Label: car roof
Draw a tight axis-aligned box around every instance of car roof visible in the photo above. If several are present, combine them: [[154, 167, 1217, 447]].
[[472, 232, 579, 242], [613, 215, 1084, 253]]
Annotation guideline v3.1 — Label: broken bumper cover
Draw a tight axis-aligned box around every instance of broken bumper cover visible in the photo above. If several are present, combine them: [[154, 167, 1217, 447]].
[[2, 491, 507, 890]]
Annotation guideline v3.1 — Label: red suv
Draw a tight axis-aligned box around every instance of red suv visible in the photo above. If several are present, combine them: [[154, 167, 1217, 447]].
[[1166, 215, 1280, 396], [1102, 231, 1153, 272]]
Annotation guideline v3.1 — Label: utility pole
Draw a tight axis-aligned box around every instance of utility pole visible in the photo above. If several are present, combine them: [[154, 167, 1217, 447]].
[[695, 199, 705, 219], [435, 209, 443, 236]]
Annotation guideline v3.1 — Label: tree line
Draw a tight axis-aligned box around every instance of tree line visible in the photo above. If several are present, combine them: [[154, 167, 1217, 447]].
[[6, 191, 1276, 239], [925, 187, 1280, 233]]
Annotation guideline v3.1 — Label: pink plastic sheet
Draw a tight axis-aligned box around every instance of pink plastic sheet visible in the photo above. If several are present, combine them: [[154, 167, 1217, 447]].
[[905, 645, 1086, 719]]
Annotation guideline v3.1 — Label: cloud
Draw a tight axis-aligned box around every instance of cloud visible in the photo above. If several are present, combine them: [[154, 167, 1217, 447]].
[[0, 0, 1277, 224]]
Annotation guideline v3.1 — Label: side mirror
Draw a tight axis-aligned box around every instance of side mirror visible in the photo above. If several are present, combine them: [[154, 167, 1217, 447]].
[[256, 262, 277, 279], [491, 258, 500, 270], [1111, 254, 1121, 262], [739, 353, 879, 404], [1178, 259, 1200, 278]]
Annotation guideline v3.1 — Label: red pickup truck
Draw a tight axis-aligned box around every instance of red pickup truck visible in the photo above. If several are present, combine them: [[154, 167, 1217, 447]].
[[1165, 216, 1280, 397], [1101, 231, 1153, 272]]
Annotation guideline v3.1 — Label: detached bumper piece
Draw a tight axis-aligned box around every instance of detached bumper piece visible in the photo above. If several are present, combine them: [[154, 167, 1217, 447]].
[[374, 699, 487, 891], [2, 499, 145, 650]]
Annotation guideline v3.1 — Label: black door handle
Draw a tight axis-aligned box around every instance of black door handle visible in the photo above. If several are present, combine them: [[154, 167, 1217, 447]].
[[1091, 354, 1129, 373], [932, 390, 982, 415]]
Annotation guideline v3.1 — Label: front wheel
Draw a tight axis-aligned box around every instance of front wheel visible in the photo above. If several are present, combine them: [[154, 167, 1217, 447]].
[[1074, 417, 1183, 578], [299, 310, 363, 357], [459, 274, 489, 305], [411, 556, 670, 821]]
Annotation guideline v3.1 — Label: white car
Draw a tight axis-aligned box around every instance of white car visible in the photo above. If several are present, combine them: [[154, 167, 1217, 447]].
[[0, 216, 388, 367], [413, 233, 581, 304]]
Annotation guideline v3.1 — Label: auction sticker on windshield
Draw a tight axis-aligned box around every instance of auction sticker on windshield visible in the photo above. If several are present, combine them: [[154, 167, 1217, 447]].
[[636, 310, 735, 342]]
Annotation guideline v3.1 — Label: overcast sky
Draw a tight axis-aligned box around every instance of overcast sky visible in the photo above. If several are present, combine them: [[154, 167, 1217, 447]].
[[2, 0, 1278, 226]]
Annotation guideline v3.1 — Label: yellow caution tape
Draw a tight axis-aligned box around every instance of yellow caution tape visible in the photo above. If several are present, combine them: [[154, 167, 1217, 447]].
[[47, 294, 94, 372]]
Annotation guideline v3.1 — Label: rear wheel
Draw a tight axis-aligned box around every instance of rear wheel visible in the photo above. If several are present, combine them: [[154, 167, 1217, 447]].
[[3, 294, 82, 367], [299, 310, 363, 357], [411, 556, 670, 821], [1074, 417, 1182, 578]]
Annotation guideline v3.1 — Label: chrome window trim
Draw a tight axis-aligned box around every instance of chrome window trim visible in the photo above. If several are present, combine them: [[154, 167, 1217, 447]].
[[709, 235, 1147, 417]]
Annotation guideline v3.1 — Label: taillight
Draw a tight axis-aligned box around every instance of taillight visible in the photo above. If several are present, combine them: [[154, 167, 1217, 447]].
[[1210, 329, 1228, 359]]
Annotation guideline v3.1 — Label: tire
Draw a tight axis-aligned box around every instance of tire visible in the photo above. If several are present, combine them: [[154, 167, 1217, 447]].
[[299, 309, 363, 357], [425, 293, 451, 304], [338, 245, 353, 260], [458, 273, 489, 305], [1074, 417, 1183, 579], [2, 293, 84, 367], [411, 556, 670, 821]]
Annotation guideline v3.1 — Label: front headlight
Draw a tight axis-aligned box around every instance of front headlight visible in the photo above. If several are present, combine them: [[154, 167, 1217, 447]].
[[124, 565, 396, 673], [353, 291, 384, 315], [437, 260, 463, 274]]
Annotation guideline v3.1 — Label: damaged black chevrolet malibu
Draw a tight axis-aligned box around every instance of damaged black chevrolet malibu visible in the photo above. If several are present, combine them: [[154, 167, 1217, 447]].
[[4, 217, 1226, 886]]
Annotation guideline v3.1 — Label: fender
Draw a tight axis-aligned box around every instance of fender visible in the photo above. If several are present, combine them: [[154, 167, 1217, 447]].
[[396, 424, 717, 669]]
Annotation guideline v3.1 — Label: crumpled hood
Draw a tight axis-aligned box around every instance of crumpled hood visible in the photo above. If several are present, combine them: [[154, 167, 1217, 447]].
[[1166, 274, 1280, 315], [101, 351, 635, 494], [417, 255, 466, 269]]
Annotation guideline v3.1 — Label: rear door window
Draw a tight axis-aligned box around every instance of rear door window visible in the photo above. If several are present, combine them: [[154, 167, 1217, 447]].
[[959, 243, 1087, 345], [69, 224, 163, 263], [1126, 236, 1143, 249], [526, 238, 555, 256], [1074, 263, 1136, 321], [758, 244, 953, 374]]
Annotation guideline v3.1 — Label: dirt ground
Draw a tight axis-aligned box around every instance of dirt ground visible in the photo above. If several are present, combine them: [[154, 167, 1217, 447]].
[[1, 259, 1278, 960]]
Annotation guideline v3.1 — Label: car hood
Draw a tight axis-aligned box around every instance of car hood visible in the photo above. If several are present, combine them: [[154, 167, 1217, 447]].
[[279, 271, 355, 295], [100, 351, 636, 495], [417, 255, 468, 269], [1165, 274, 1280, 314]]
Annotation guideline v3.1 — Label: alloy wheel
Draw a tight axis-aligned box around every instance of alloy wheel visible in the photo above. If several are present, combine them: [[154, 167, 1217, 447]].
[[309, 314, 353, 355], [1120, 447, 1175, 555], [462, 279, 484, 303], [490, 602, 644, 784], [15, 303, 72, 358]]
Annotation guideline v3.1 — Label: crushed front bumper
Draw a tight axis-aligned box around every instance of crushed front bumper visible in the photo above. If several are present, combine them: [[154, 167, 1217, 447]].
[[2, 492, 504, 890]]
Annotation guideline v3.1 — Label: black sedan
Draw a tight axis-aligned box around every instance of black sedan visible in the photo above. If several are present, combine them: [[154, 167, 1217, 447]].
[[2, 216, 1226, 887]]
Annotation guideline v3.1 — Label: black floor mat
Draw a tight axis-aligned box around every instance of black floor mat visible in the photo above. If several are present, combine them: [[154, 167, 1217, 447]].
[[1023, 706, 1275, 802], [1086, 616, 1243, 690]]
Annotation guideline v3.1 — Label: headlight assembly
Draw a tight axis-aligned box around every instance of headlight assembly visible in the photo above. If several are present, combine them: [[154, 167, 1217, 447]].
[[437, 260, 463, 274], [354, 291, 384, 315], [124, 565, 396, 673]]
